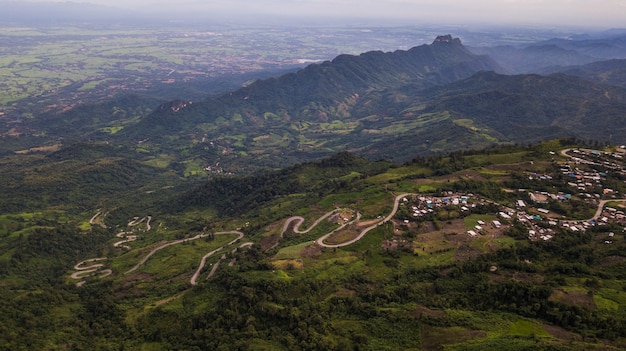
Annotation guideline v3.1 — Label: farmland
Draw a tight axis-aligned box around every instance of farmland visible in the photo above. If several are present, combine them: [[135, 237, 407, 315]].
[[0, 24, 441, 122]]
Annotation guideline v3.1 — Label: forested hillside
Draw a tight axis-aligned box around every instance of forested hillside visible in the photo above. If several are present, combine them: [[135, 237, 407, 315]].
[[2, 28, 626, 350], [2, 140, 626, 350]]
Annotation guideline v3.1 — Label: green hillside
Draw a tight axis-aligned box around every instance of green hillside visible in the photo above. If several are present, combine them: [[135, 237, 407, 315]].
[[2, 32, 626, 350], [2, 140, 626, 350], [94, 40, 625, 173]]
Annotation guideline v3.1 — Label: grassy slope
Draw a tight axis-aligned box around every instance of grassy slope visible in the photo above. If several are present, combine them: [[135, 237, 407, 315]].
[[1, 141, 626, 350]]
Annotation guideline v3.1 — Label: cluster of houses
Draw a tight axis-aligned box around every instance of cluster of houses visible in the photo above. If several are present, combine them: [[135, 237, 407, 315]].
[[467, 219, 500, 237], [514, 148, 626, 240], [402, 193, 478, 218], [399, 194, 506, 237], [560, 165, 612, 197], [392, 148, 626, 243], [494, 205, 557, 241], [563, 206, 626, 232], [565, 148, 625, 172]]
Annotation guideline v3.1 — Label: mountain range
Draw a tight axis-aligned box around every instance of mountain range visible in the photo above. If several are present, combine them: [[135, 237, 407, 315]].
[[18, 34, 625, 173], [4, 29, 626, 350], [108, 35, 626, 169]]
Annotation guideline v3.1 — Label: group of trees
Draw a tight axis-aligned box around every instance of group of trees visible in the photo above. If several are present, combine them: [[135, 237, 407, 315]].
[[177, 152, 391, 216]]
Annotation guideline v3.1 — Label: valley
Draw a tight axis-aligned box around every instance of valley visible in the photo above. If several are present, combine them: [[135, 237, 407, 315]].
[[2, 20, 626, 350], [4, 139, 626, 349]]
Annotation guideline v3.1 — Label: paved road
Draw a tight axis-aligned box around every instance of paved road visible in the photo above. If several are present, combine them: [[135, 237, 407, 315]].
[[190, 247, 224, 285], [189, 231, 245, 285], [316, 193, 413, 248], [89, 193, 417, 287], [269, 210, 340, 250], [561, 148, 622, 170], [591, 199, 626, 220], [280, 210, 339, 236], [71, 258, 110, 286], [125, 231, 242, 275]]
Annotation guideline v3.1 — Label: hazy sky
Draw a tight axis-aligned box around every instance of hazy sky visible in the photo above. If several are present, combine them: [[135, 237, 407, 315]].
[[12, 0, 626, 27]]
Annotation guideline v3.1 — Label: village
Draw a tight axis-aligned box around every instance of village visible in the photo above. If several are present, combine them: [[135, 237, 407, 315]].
[[393, 147, 626, 243]]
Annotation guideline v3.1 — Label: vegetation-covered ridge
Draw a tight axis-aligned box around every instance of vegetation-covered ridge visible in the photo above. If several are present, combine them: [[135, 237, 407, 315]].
[[2, 140, 626, 350], [106, 40, 626, 172], [6, 34, 626, 177], [3, 26, 626, 351]]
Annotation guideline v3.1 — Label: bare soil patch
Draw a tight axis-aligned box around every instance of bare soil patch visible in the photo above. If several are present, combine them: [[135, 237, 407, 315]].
[[15, 143, 62, 154], [420, 325, 486, 351], [334, 287, 357, 298], [357, 218, 380, 227], [549, 289, 597, 310], [541, 323, 582, 341], [301, 243, 322, 258], [259, 234, 280, 251], [263, 220, 283, 235], [453, 170, 489, 182]]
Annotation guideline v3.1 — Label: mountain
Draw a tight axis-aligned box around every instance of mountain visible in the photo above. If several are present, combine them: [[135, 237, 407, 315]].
[[110, 36, 626, 171], [543, 59, 626, 88], [111, 35, 501, 169], [469, 44, 597, 74], [469, 32, 626, 74], [537, 34, 626, 60], [4, 30, 626, 350], [13, 34, 626, 175], [123, 35, 499, 131], [412, 71, 626, 144]]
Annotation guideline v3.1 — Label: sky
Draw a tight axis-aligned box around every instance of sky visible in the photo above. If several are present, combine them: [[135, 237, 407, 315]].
[[8, 0, 626, 28]]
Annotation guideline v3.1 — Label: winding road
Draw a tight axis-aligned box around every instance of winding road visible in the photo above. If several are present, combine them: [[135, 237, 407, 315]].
[[76, 193, 413, 287], [113, 216, 152, 250], [280, 210, 340, 236], [74, 148, 626, 291], [316, 193, 412, 248], [269, 209, 341, 250], [125, 230, 244, 275], [189, 236, 249, 285], [560, 148, 623, 170], [71, 258, 112, 286]]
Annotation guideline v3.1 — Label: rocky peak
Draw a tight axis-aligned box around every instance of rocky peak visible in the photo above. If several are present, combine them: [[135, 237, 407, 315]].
[[432, 34, 462, 45]]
